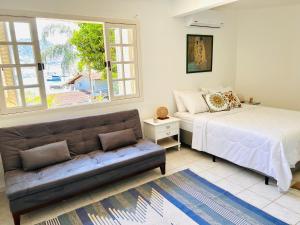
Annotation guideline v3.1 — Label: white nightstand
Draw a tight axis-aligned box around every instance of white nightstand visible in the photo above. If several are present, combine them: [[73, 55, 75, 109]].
[[143, 117, 181, 150]]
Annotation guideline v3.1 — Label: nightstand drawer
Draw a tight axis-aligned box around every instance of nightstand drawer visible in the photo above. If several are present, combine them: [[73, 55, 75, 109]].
[[156, 128, 178, 139], [156, 122, 179, 133], [143, 116, 181, 150]]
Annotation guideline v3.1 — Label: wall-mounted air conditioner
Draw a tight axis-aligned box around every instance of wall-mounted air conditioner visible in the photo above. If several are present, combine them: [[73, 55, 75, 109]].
[[185, 10, 224, 29]]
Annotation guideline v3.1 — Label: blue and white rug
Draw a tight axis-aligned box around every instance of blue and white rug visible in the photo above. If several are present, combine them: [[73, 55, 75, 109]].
[[38, 169, 287, 225]]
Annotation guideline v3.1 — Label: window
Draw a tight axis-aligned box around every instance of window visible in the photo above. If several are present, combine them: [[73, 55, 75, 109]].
[[105, 24, 139, 99], [0, 18, 47, 114], [0, 16, 140, 114]]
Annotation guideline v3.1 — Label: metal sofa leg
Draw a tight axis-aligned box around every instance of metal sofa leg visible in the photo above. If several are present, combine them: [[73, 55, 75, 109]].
[[212, 155, 216, 162], [13, 213, 20, 225], [265, 176, 269, 185], [160, 163, 166, 175]]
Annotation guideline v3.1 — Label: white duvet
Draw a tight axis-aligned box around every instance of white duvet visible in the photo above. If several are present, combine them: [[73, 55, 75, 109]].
[[191, 105, 300, 192]]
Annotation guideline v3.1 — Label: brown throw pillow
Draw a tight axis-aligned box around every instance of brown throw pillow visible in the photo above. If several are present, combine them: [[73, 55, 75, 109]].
[[20, 140, 71, 171], [222, 91, 242, 109], [99, 129, 137, 151]]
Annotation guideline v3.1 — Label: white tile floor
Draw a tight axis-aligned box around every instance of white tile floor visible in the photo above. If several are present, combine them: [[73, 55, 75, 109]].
[[1, 146, 300, 225]]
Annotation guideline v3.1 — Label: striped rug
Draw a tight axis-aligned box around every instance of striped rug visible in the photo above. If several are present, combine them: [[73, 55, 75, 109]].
[[37, 169, 287, 225]]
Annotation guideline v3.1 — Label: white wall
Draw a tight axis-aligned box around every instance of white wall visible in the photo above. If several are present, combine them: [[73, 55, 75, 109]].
[[0, 0, 238, 189], [170, 0, 238, 17], [0, 0, 238, 127], [235, 4, 300, 110]]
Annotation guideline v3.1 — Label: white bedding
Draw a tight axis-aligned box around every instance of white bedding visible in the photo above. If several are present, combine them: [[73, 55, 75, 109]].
[[176, 105, 300, 192], [174, 113, 194, 132]]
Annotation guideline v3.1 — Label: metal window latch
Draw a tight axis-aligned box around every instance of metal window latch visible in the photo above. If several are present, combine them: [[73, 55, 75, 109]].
[[105, 61, 111, 71], [37, 63, 45, 71]]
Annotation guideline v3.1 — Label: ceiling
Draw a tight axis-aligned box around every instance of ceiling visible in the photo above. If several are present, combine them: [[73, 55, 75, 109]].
[[217, 0, 300, 10]]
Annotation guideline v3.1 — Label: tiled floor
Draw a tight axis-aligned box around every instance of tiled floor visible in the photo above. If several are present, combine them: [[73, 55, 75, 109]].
[[1, 146, 300, 225]]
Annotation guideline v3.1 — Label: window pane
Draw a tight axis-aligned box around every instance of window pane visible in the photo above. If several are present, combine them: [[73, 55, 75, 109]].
[[1, 67, 18, 86], [124, 64, 135, 78], [21, 67, 38, 85], [0, 45, 15, 64], [108, 28, 120, 44], [0, 22, 11, 42], [36, 18, 111, 108], [111, 64, 123, 80], [110, 47, 122, 62], [122, 29, 133, 44], [14, 22, 32, 42], [123, 46, 134, 61], [24, 87, 41, 106], [18, 45, 35, 64], [125, 80, 136, 95], [4, 89, 22, 108], [113, 81, 124, 96]]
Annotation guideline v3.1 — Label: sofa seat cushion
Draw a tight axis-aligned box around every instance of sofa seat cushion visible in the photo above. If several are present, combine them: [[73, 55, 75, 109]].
[[5, 139, 164, 200]]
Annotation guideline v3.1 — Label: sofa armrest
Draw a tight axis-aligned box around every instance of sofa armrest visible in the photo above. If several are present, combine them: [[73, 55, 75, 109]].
[[0, 154, 5, 192]]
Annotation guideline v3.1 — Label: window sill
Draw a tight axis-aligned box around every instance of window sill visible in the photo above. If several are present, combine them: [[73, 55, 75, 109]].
[[0, 96, 144, 127]]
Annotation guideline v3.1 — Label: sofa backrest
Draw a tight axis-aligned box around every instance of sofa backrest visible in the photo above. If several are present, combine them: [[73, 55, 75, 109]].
[[0, 109, 142, 172]]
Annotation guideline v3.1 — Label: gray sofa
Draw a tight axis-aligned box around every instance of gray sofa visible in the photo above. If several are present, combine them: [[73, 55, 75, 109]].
[[0, 109, 166, 225]]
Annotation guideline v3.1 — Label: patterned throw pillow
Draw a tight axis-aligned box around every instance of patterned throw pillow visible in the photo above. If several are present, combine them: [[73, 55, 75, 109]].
[[203, 93, 230, 112], [222, 91, 241, 109]]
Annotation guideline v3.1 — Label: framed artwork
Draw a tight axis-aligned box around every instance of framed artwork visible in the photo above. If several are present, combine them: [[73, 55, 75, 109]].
[[186, 34, 213, 73]]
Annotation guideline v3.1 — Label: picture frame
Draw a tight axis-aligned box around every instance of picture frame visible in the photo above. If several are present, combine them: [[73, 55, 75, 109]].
[[186, 34, 214, 74]]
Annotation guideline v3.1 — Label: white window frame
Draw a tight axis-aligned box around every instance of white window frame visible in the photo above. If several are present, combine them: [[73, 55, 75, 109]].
[[104, 23, 140, 101], [0, 16, 47, 114], [0, 14, 142, 115]]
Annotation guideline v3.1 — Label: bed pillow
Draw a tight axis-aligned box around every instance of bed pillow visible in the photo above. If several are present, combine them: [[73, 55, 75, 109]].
[[20, 140, 71, 171], [200, 86, 232, 94], [99, 129, 137, 152], [222, 91, 242, 109], [203, 92, 230, 112], [173, 90, 198, 112], [173, 90, 187, 112], [180, 91, 209, 114]]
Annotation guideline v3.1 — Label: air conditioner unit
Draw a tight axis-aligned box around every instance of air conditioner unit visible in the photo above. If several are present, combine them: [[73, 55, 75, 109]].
[[185, 10, 224, 29], [186, 20, 224, 29]]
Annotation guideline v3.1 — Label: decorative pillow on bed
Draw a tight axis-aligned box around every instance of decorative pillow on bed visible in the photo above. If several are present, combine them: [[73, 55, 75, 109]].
[[203, 93, 230, 112], [222, 91, 242, 109], [180, 91, 209, 114]]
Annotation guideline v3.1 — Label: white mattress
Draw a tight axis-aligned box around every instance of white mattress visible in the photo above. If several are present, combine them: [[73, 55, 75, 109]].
[[174, 105, 253, 132], [173, 112, 195, 132], [175, 104, 300, 191]]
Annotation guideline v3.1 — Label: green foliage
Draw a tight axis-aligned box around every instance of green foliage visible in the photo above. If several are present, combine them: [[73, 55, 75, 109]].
[[40, 24, 77, 75], [94, 95, 104, 102], [25, 96, 41, 106], [40, 22, 110, 80], [42, 44, 77, 75], [46, 95, 56, 108], [69, 23, 106, 75]]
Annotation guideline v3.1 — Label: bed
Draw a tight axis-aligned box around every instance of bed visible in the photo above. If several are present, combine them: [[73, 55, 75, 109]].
[[174, 104, 300, 192]]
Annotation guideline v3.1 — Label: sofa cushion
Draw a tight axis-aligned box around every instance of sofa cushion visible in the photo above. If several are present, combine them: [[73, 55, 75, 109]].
[[20, 141, 71, 171], [99, 129, 137, 151], [0, 109, 142, 171], [5, 139, 164, 200]]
